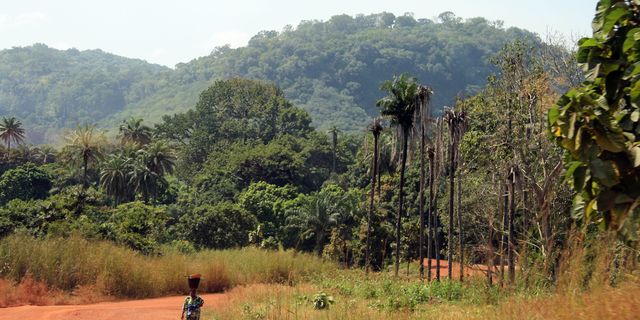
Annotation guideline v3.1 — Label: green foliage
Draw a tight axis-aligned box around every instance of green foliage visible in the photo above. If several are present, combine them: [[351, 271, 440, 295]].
[[549, 0, 640, 236], [0, 44, 169, 143], [105, 201, 169, 254], [119, 117, 152, 146], [377, 74, 420, 130], [0, 185, 109, 238], [0, 14, 538, 143], [156, 78, 313, 177], [178, 202, 258, 249], [238, 181, 299, 247], [99, 140, 175, 205], [0, 163, 51, 204], [61, 125, 106, 187]]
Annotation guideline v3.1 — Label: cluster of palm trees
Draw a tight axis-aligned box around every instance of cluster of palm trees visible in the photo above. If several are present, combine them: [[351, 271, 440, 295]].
[[62, 118, 176, 205], [369, 74, 467, 281]]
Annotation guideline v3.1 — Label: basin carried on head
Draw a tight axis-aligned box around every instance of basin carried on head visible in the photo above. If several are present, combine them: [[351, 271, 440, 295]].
[[188, 273, 201, 289]]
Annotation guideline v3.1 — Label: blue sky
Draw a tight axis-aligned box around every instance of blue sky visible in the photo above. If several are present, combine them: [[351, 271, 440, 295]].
[[0, 0, 597, 67]]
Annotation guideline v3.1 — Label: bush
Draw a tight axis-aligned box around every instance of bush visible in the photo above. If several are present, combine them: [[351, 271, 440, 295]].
[[178, 202, 257, 249], [107, 201, 169, 254], [0, 163, 51, 204]]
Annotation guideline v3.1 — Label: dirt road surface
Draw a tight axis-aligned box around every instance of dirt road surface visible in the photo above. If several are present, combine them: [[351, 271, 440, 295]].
[[0, 293, 227, 320]]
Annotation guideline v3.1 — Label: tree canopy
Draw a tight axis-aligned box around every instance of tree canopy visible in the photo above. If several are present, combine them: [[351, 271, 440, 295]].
[[0, 13, 539, 144]]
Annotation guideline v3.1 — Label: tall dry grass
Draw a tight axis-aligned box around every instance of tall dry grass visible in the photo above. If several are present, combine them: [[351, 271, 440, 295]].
[[0, 234, 335, 300], [207, 231, 640, 320]]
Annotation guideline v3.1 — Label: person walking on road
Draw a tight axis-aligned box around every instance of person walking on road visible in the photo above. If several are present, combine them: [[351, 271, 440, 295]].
[[181, 274, 204, 320]]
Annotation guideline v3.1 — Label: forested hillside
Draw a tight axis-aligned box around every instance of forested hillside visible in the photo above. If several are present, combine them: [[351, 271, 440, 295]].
[[0, 44, 171, 143], [0, 12, 538, 144]]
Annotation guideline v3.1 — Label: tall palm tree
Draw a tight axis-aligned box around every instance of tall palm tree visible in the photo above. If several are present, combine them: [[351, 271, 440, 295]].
[[444, 108, 467, 281], [377, 73, 420, 277], [119, 117, 152, 146], [144, 140, 176, 176], [417, 85, 433, 280], [366, 117, 384, 274], [0, 117, 25, 151], [64, 125, 106, 188], [129, 154, 162, 204], [100, 153, 131, 205]]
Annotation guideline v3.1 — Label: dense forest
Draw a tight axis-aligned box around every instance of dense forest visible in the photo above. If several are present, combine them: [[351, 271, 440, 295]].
[[1, 2, 639, 318], [0, 12, 539, 144]]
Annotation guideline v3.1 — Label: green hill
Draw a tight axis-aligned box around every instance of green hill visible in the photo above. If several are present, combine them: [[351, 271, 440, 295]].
[[0, 12, 539, 144]]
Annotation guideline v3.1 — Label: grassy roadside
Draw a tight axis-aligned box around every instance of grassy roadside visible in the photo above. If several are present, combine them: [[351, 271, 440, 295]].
[[0, 233, 334, 304], [207, 277, 640, 320], [1, 233, 638, 320]]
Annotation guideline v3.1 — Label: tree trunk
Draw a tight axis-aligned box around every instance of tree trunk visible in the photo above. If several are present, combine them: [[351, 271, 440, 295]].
[[458, 165, 463, 282], [315, 232, 324, 257], [419, 124, 426, 280], [448, 134, 455, 280], [83, 155, 89, 189], [394, 127, 409, 277], [427, 149, 435, 281], [366, 133, 379, 275], [377, 156, 382, 198], [435, 184, 441, 282], [487, 175, 497, 287], [508, 167, 516, 285], [499, 182, 507, 287]]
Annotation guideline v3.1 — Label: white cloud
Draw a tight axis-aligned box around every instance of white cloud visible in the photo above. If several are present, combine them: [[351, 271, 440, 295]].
[[207, 31, 250, 49]]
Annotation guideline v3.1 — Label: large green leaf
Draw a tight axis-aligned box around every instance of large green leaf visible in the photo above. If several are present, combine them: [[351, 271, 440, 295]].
[[600, 7, 627, 36], [590, 158, 620, 186], [593, 127, 626, 152]]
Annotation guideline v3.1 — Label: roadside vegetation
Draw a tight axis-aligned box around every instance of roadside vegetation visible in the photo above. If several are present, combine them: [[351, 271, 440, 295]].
[[0, 1, 639, 319]]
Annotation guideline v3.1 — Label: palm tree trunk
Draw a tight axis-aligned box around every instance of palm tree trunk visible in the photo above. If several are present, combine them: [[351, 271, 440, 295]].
[[316, 231, 324, 257], [448, 135, 455, 280], [366, 133, 379, 275], [395, 127, 409, 277], [419, 124, 426, 281], [435, 192, 441, 282], [458, 165, 463, 282], [83, 155, 88, 189], [427, 148, 434, 281], [377, 153, 381, 198]]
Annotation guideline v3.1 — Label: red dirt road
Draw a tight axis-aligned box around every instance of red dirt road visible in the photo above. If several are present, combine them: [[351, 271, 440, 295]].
[[0, 293, 227, 320], [424, 258, 494, 280]]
